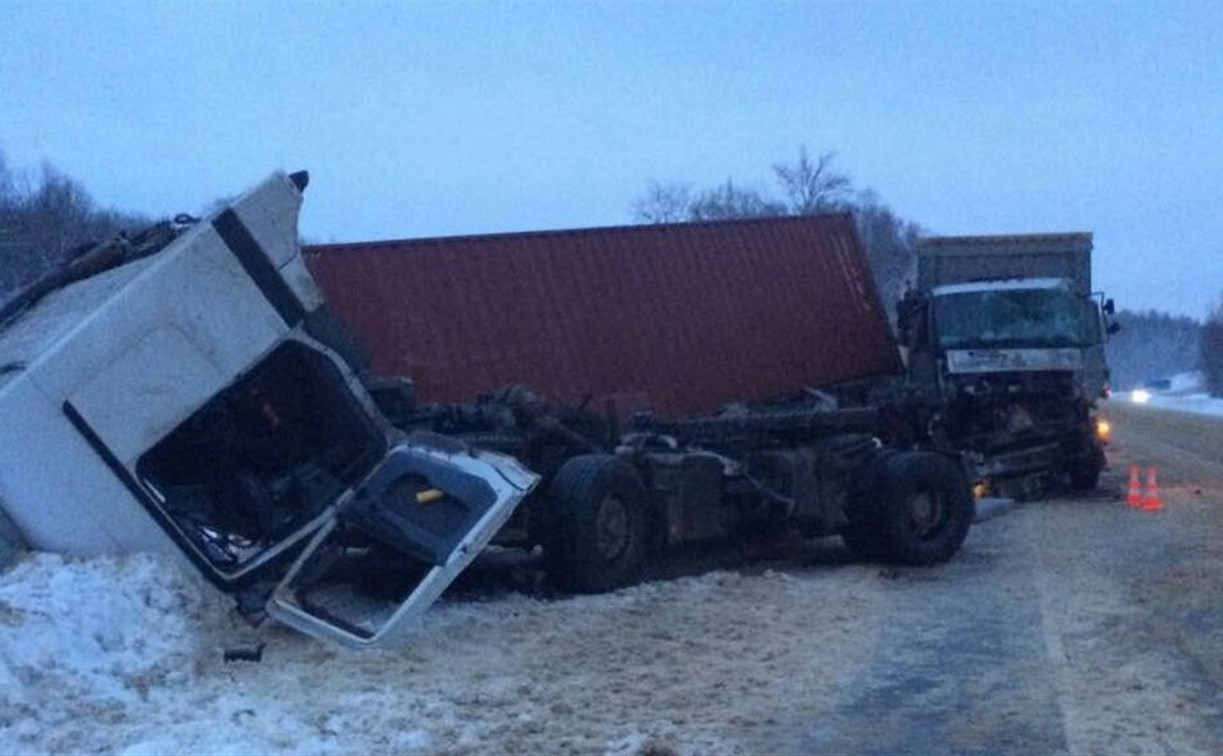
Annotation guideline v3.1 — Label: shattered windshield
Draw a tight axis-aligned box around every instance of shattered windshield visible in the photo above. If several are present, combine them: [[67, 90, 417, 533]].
[[933, 288, 1100, 349]]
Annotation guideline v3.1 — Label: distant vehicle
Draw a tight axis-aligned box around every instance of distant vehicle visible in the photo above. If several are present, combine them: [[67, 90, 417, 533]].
[[897, 233, 1118, 496]]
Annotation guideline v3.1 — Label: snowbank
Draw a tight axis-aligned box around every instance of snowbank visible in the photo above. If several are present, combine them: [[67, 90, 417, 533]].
[[0, 553, 240, 749], [1145, 392, 1223, 417], [0, 548, 881, 755]]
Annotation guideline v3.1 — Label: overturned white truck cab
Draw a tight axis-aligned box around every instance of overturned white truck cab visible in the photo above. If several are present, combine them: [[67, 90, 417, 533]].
[[0, 172, 538, 647]]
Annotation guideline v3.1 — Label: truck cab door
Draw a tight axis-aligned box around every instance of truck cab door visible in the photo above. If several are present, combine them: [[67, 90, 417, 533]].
[[266, 432, 537, 647]]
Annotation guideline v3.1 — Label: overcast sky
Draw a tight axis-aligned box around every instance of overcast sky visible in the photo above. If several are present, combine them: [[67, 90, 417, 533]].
[[2, 2, 1220, 318]]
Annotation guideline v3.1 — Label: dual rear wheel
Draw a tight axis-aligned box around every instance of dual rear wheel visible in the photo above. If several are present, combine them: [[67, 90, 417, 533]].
[[545, 450, 975, 592]]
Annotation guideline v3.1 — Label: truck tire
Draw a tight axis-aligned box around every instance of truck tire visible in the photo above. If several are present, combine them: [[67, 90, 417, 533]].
[[846, 451, 973, 565], [544, 455, 649, 593], [879, 452, 974, 565]]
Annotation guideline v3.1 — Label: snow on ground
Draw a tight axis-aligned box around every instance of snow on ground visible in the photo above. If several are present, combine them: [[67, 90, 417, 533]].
[[0, 548, 881, 755], [1169, 371, 1205, 393], [1146, 392, 1223, 417]]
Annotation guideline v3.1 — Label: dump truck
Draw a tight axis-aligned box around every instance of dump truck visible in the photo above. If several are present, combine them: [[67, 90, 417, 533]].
[[304, 214, 975, 595], [0, 172, 973, 647], [897, 233, 1117, 496]]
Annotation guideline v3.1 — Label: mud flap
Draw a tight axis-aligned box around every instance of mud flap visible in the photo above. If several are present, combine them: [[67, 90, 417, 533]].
[[265, 433, 537, 647]]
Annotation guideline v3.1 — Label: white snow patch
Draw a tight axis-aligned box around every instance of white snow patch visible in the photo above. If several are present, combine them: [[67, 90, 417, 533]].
[[1133, 391, 1223, 418], [1120, 372, 1223, 418], [1169, 370, 1204, 393], [0, 549, 881, 754], [0, 552, 230, 702], [0, 552, 248, 752]]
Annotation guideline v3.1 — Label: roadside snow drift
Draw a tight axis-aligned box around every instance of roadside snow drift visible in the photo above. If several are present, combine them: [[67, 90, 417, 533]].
[[1123, 371, 1223, 418], [0, 549, 879, 755]]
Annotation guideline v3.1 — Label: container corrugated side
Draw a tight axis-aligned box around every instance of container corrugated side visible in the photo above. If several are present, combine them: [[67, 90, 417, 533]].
[[305, 214, 900, 418]]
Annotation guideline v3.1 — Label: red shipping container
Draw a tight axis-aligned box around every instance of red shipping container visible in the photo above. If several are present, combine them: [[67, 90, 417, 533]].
[[304, 213, 900, 419]]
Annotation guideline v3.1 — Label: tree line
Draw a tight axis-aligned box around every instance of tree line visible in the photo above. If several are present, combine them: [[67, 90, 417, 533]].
[[631, 147, 917, 311], [0, 149, 149, 296], [1104, 309, 1202, 392], [1203, 299, 1223, 397]]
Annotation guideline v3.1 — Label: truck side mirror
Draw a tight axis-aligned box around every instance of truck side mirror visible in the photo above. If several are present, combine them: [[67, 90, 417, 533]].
[[1103, 298, 1115, 315]]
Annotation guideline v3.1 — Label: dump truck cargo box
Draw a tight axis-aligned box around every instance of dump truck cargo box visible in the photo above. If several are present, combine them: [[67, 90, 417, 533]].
[[304, 213, 901, 418], [917, 233, 1093, 296]]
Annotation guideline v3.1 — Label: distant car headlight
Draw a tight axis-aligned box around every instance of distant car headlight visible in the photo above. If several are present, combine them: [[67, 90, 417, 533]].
[[1131, 389, 1151, 404]]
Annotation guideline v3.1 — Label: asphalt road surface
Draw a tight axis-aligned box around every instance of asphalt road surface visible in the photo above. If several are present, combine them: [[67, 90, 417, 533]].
[[772, 400, 1223, 756]]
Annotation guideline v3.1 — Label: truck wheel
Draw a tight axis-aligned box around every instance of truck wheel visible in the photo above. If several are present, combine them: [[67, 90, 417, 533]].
[[544, 455, 649, 593], [872, 452, 974, 565]]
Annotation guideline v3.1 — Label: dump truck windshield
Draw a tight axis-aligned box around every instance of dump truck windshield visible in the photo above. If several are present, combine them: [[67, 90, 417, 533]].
[[933, 288, 1100, 349]]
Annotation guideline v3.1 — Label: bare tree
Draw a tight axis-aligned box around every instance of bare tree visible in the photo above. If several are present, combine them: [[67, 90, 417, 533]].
[[688, 178, 786, 221], [853, 190, 921, 312], [1202, 294, 1223, 397], [627, 146, 919, 326], [0, 151, 16, 269], [773, 147, 852, 214], [0, 151, 151, 293], [630, 147, 850, 224], [21, 164, 96, 264], [0, 151, 13, 201], [631, 181, 693, 224]]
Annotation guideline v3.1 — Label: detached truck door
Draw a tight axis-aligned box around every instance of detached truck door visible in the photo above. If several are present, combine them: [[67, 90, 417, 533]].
[[267, 432, 537, 647]]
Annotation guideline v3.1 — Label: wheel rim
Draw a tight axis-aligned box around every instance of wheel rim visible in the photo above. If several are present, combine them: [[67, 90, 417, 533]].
[[595, 495, 631, 562], [906, 491, 945, 539]]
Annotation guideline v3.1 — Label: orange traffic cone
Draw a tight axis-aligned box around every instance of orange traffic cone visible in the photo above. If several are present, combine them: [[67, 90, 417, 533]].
[[1142, 467, 1164, 511], [1126, 465, 1143, 508]]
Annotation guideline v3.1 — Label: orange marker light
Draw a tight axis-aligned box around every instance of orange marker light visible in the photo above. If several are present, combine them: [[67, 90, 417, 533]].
[[1096, 419, 1112, 443]]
